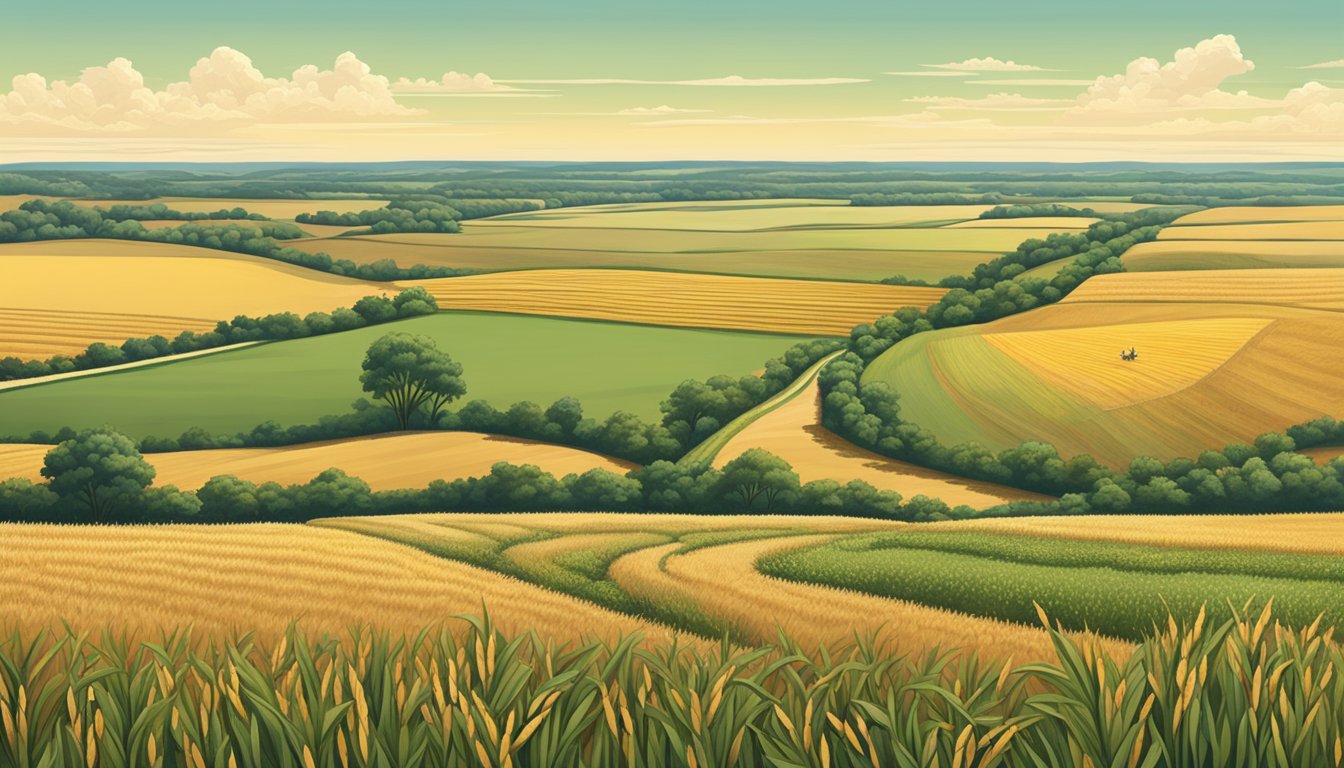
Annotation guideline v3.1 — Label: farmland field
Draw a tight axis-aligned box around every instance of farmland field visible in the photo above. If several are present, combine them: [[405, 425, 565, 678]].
[[710, 363, 1048, 508], [1156, 220, 1344, 240], [863, 269, 1344, 464], [287, 199, 1093, 281], [0, 431, 635, 490], [0, 239, 386, 356], [1122, 239, 1344, 271], [409, 268, 944, 335], [1171, 205, 1344, 225], [0, 312, 816, 437]]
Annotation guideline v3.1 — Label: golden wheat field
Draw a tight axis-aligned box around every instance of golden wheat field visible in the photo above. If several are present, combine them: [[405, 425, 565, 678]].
[[1158, 221, 1344, 241], [944, 216, 1099, 229], [1173, 205, 1344, 225], [870, 269, 1344, 465], [67, 197, 387, 218], [0, 432, 636, 490], [712, 373, 1047, 507], [942, 513, 1344, 556], [1303, 446, 1344, 464], [0, 522, 679, 644], [405, 269, 944, 336], [482, 202, 1002, 229], [1062, 267, 1344, 309], [1122, 240, 1344, 271], [982, 317, 1272, 410], [0, 239, 387, 357]]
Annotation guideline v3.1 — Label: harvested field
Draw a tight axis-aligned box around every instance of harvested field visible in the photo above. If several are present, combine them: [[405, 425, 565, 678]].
[[945, 216, 1098, 229], [1157, 221, 1344, 240], [712, 371, 1046, 508], [1173, 205, 1344, 225], [1304, 446, 1344, 464], [0, 239, 386, 357], [1122, 240, 1344, 271], [606, 535, 1120, 660], [0, 432, 635, 489], [1062, 267, 1344, 310], [407, 269, 945, 335], [0, 522, 676, 644], [864, 272, 1344, 465]]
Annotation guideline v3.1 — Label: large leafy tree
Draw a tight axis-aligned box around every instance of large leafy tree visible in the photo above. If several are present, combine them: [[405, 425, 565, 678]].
[[360, 333, 466, 429], [716, 448, 799, 513], [41, 428, 156, 522]]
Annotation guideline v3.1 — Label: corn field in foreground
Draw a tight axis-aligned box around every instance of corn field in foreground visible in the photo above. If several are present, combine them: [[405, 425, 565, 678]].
[[0, 606, 1341, 767]]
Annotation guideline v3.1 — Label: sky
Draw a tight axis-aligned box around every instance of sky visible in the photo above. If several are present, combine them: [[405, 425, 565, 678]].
[[0, 0, 1341, 162]]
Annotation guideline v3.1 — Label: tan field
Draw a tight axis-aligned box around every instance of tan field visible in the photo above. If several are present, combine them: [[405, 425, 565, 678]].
[[872, 269, 1344, 465], [482, 202, 1003, 229], [1122, 240, 1344, 271], [1062, 267, 1344, 310], [607, 535, 1127, 660], [68, 197, 386, 219], [983, 317, 1272, 409], [0, 239, 387, 357], [1158, 221, 1344, 241], [1173, 205, 1344, 225], [945, 216, 1098, 229], [0, 522, 677, 644], [0, 194, 49, 211], [1303, 446, 1344, 464], [0, 432, 635, 490], [713, 375, 1047, 508], [405, 268, 945, 336], [942, 513, 1344, 556]]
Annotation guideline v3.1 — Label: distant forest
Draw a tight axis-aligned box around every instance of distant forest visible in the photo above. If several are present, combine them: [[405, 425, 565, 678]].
[[2, 162, 1343, 209]]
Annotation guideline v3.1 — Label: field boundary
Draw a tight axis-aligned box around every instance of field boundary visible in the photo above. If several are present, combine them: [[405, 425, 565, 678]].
[[679, 351, 842, 467]]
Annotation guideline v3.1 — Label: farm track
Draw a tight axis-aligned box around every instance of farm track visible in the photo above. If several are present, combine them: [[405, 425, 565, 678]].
[[0, 341, 260, 392]]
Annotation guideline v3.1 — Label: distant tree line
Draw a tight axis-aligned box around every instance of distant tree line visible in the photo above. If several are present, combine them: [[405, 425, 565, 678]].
[[977, 203, 1099, 219], [93, 202, 268, 221], [0, 428, 949, 525], [0, 288, 439, 383], [296, 197, 546, 234], [0, 200, 463, 279]]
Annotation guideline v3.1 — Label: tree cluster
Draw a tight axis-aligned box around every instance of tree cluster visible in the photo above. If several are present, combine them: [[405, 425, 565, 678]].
[[977, 203, 1099, 219], [94, 202, 268, 221], [0, 288, 439, 383]]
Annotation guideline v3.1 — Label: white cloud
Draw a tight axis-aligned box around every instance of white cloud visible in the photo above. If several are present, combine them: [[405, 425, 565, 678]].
[[967, 79, 1095, 86], [923, 57, 1048, 72], [390, 72, 540, 96], [907, 93, 1071, 111], [498, 75, 868, 87], [0, 47, 416, 133], [1074, 34, 1267, 112], [1302, 59, 1344, 69], [616, 105, 709, 115], [883, 71, 968, 77]]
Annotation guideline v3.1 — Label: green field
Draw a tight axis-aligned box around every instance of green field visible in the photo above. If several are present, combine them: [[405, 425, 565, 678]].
[[760, 529, 1344, 641], [286, 199, 1093, 282], [0, 312, 815, 439]]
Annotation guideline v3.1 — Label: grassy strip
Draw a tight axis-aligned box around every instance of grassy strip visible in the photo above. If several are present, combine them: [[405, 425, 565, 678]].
[[679, 351, 841, 467], [850, 529, 1344, 583], [759, 534, 1344, 642]]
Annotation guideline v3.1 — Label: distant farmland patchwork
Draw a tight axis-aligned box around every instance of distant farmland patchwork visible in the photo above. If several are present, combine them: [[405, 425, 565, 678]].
[[1125, 205, 1344, 271]]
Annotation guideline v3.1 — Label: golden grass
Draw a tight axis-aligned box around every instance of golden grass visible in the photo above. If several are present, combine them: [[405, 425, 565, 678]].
[[1122, 240, 1344, 271], [0, 522, 674, 644], [945, 216, 1099, 229], [0, 432, 635, 490], [0, 194, 50, 211], [941, 513, 1344, 556], [481, 203, 1002, 230], [68, 197, 387, 219], [1303, 446, 1344, 464], [0, 239, 385, 357], [713, 374, 1046, 507], [983, 317, 1272, 410], [504, 532, 673, 579], [1174, 205, 1344, 225], [1158, 221, 1344, 241], [1062, 268, 1344, 310], [606, 535, 1128, 660], [405, 269, 944, 336], [0, 308, 221, 358]]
